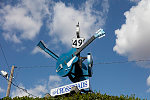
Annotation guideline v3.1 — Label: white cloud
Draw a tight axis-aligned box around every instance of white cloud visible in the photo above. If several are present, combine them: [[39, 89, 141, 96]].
[[0, 0, 109, 51], [113, 0, 150, 68], [129, 0, 141, 3], [11, 83, 47, 98], [49, 0, 109, 47], [49, 75, 62, 82], [0, 87, 5, 93], [147, 75, 150, 86], [146, 75, 150, 93], [27, 85, 47, 97], [32, 47, 42, 54], [11, 84, 28, 97], [32, 46, 51, 58], [48, 75, 62, 89], [3, 33, 21, 43], [146, 88, 150, 93], [11, 75, 65, 98], [16, 46, 26, 52], [0, 0, 50, 43]]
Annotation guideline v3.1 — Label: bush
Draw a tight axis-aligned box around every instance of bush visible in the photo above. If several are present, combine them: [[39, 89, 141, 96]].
[[2, 92, 146, 100]]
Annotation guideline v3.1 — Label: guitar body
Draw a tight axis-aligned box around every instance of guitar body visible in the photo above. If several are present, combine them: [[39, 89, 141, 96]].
[[68, 62, 89, 83], [56, 48, 78, 77]]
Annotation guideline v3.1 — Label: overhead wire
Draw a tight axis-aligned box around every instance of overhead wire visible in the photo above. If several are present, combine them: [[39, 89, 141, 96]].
[[16, 65, 55, 69], [12, 77, 25, 97], [0, 73, 38, 98], [13, 67, 21, 82], [13, 59, 150, 69], [93, 59, 150, 65], [0, 42, 10, 72]]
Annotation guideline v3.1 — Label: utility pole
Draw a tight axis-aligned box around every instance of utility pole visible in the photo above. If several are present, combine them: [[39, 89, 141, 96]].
[[6, 65, 15, 97]]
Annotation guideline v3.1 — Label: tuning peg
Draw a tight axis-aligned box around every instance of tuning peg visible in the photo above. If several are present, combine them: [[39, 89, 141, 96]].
[[98, 34, 105, 38]]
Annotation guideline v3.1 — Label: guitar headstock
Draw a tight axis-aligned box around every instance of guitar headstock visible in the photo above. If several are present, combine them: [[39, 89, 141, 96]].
[[94, 28, 105, 38]]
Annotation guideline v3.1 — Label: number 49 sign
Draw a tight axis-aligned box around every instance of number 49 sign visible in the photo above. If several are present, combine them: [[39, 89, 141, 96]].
[[72, 37, 85, 48]]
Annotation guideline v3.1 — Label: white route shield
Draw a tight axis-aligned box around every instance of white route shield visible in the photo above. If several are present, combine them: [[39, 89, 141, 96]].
[[72, 37, 85, 48]]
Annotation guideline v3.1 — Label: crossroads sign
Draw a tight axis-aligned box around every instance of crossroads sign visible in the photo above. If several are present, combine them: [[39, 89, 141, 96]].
[[50, 79, 90, 96]]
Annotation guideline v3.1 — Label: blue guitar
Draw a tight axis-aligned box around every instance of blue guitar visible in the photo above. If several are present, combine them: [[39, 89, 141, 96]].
[[37, 28, 105, 77]]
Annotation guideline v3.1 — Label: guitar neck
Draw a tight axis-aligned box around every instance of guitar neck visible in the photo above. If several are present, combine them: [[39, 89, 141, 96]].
[[75, 35, 96, 55]]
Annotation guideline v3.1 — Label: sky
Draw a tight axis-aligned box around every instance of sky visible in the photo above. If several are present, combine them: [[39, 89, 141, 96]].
[[0, 0, 150, 99]]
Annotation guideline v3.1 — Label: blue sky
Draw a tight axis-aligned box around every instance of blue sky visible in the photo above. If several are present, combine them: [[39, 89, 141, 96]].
[[0, 0, 150, 99]]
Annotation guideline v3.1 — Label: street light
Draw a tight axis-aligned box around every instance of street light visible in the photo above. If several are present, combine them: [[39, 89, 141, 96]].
[[1, 70, 8, 79]]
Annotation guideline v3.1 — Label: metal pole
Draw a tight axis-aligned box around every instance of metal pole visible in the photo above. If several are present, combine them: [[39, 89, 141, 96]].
[[76, 22, 82, 68], [6, 65, 15, 97]]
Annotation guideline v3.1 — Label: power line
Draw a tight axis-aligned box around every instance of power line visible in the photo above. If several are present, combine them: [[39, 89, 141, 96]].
[[15, 59, 150, 69], [94, 59, 150, 65], [7, 59, 149, 70], [0, 73, 38, 98], [0, 42, 10, 72], [16, 65, 55, 69]]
